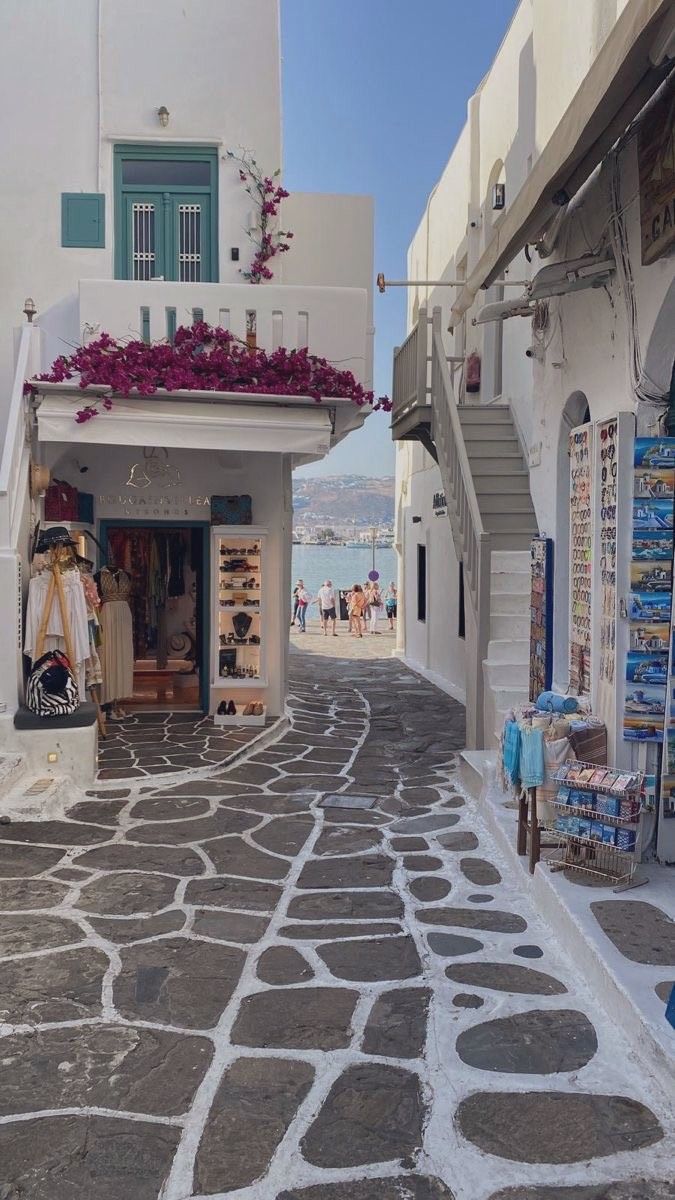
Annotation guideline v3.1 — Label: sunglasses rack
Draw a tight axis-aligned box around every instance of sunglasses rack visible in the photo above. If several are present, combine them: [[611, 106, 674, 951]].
[[569, 424, 593, 696], [544, 759, 644, 889], [212, 526, 268, 706]]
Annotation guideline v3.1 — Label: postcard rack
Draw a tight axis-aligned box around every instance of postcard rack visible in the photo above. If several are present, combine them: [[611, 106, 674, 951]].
[[546, 759, 644, 890]]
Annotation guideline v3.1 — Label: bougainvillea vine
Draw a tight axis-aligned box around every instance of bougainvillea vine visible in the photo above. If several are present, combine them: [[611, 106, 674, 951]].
[[28, 323, 391, 423], [227, 148, 292, 283]]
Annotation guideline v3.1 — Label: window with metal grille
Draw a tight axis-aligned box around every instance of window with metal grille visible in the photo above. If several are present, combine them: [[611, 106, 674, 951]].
[[178, 203, 202, 282], [132, 203, 157, 280]]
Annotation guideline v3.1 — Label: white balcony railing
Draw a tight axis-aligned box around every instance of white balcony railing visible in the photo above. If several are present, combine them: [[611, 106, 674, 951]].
[[55, 280, 370, 387]]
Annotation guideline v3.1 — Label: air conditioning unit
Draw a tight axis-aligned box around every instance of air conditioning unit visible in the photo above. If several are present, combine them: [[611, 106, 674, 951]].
[[492, 183, 506, 210]]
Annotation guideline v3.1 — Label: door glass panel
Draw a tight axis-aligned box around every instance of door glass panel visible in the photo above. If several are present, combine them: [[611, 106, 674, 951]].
[[122, 159, 210, 186], [178, 203, 202, 282], [132, 202, 157, 280]]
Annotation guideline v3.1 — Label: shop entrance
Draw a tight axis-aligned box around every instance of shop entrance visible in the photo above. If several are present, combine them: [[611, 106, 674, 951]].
[[99, 520, 210, 712]]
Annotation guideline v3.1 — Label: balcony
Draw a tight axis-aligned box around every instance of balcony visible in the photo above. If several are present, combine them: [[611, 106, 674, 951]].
[[390, 316, 436, 460], [40, 278, 371, 386]]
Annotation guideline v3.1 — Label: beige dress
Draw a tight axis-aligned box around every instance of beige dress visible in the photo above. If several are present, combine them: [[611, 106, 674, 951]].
[[99, 568, 134, 704]]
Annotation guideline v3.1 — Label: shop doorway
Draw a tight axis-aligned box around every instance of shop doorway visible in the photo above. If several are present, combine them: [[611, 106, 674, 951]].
[[99, 520, 210, 712]]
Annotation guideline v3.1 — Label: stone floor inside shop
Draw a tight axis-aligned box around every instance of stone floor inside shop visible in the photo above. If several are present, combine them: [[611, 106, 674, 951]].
[[0, 625, 673, 1199]]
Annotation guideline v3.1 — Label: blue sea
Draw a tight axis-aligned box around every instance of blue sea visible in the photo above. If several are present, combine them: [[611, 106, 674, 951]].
[[291, 544, 397, 601]]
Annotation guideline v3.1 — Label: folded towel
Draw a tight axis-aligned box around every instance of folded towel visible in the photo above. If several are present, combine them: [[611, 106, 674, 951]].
[[536, 691, 579, 715]]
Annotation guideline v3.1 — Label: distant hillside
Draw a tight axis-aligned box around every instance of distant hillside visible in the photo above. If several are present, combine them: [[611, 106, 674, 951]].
[[293, 475, 394, 530]]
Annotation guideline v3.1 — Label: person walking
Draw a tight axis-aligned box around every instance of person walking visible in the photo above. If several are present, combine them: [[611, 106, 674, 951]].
[[366, 580, 383, 634], [290, 579, 304, 627], [348, 583, 366, 638], [296, 583, 311, 632], [385, 581, 398, 630], [317, 578, 338, 636]]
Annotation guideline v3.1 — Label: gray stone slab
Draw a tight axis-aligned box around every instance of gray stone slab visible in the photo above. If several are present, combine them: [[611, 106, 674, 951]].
[[278, 1177, 455, 1199], [297, 854, 393, 890], [301, 1063, 425, 1168], [399, 787, 442, 803], [456, 1090, 663, 1163], [251, 815, 315, 857], [129, 795, 211, 821], [390, 815, 460, 834], [0, 877, 69, 910], [468, 893, 493, 903], [403, 854, 444, 872], [194, 1057, 314, 1193], [269, 775, 345, 794], [185, 875, 283, 912], [417, 907, 527, 934], [0, 911, 77, 957], [77, 872, 178, 916], [232, 986, 358, 1049], [314, 826, 383, 856], [445, 962, 567, 995], [514, 945, 544, 959], [457, 1008, 597, 1073], [0, 820, 109, 846], [0, 842, 64, 876], [437, 831, 479, 852], [318, 935, 422, 982], [409, 876, 452, 902], [655, 979, 674, 1003], [391, 837, 429, 851], [362, 987, 431, 1058], [323, 808, 391, 825], [453, 993, 484, 1009], [488, 1184, 675, 1200], [73, 842, 205, 875], [0, 947, 108, 1023], [281, 921, 402, 940], [220, 792, 315, 815], [114, 937, 246, 1028], [460, 857, 502, 886], [0, 1114, 180, 1199], [0, 1023, 212, 1115], [427, 932, 484, 957], [130, 809, 261, 845], [66, 799, 127, 825], [192, 908, 269, 943], [89, 909, 186, 943], [257, 945, 314, 984], [287, 890, 403, 920], [591, 900, 675, 966], [205, 836, 291, 880]]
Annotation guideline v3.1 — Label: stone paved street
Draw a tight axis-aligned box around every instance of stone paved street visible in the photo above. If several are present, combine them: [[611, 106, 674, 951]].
[[0, 646, 673, 1199]]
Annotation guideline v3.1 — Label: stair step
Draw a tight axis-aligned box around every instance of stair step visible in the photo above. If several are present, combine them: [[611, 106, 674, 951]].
[[491, 613, 530, 639], [479, 494, 537, 514], [485, 659, 529, 686], [491, 685, 530, 710], [484, 513, 538, 533], [491, 593, 530, 615], [465, 440, 523, 457], [489, 532, 536, 551], [492, 549, 531, 571], [474, 474, 532, 494], [470, 457, 530, 475], [459, 405, 512, 419], [486, 637, 530, 662], [491, 574, 531, 597]]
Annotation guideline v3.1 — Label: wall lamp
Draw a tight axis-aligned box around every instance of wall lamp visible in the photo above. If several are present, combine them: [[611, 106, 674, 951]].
[[157, 106, 170, 127]]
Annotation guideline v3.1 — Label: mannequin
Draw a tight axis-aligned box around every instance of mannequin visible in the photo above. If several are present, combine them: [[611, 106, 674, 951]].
[[98, 555, 134, 718]]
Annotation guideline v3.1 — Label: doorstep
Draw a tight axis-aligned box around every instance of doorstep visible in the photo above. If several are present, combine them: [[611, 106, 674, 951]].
[[465, 752, 675, 1100]]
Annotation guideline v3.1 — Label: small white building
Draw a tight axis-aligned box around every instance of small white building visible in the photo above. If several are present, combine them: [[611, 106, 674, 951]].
[[0, 0, 374, 778], [392, 0, 675, 858]]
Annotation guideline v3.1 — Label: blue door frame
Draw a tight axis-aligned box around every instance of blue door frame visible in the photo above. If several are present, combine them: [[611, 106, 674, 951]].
[[98, 519, 211, 713]]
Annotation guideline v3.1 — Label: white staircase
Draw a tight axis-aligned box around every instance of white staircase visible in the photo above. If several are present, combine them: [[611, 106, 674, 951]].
[[483, 549, 531, 744]]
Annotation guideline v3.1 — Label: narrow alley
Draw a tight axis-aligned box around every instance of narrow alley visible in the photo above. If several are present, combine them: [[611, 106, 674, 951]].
[[0, 638, 672, 1199]]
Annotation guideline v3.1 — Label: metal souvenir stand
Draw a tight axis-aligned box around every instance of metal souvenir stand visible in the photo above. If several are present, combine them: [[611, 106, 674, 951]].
[[546, 759, 646, 891]]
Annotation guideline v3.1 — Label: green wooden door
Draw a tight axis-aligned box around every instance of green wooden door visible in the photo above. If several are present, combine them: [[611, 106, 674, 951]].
[[123, 192, 167, 280]]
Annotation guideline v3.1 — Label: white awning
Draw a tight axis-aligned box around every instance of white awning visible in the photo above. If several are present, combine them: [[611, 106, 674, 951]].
[[36, 394, 333, 456], [451, 0, 673, 324]]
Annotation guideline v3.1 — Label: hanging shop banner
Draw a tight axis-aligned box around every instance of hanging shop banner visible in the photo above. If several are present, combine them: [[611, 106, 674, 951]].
[[638, 84, 675, 266], [529, 536, 553, 702], [598, 418, 618, 690], [624, 438, 675, 743], [569, 425, 593, 695]]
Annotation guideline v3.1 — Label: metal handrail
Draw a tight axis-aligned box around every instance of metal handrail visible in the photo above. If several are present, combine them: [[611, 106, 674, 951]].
[[391, 309, 430, 425]]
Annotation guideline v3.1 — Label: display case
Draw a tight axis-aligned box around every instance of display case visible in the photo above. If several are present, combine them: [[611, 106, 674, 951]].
[[212, 526, 267, 723]]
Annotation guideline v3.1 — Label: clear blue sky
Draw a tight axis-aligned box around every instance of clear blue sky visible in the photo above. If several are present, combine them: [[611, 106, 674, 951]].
[[281, 0, 517, 478]]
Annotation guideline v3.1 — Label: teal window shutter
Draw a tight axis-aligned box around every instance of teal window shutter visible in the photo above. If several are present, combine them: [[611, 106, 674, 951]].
[[61, 194, 105, 248]]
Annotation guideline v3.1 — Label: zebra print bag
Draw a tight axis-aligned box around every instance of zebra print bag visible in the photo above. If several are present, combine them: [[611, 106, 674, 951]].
[[26, 650, 79, 717]]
